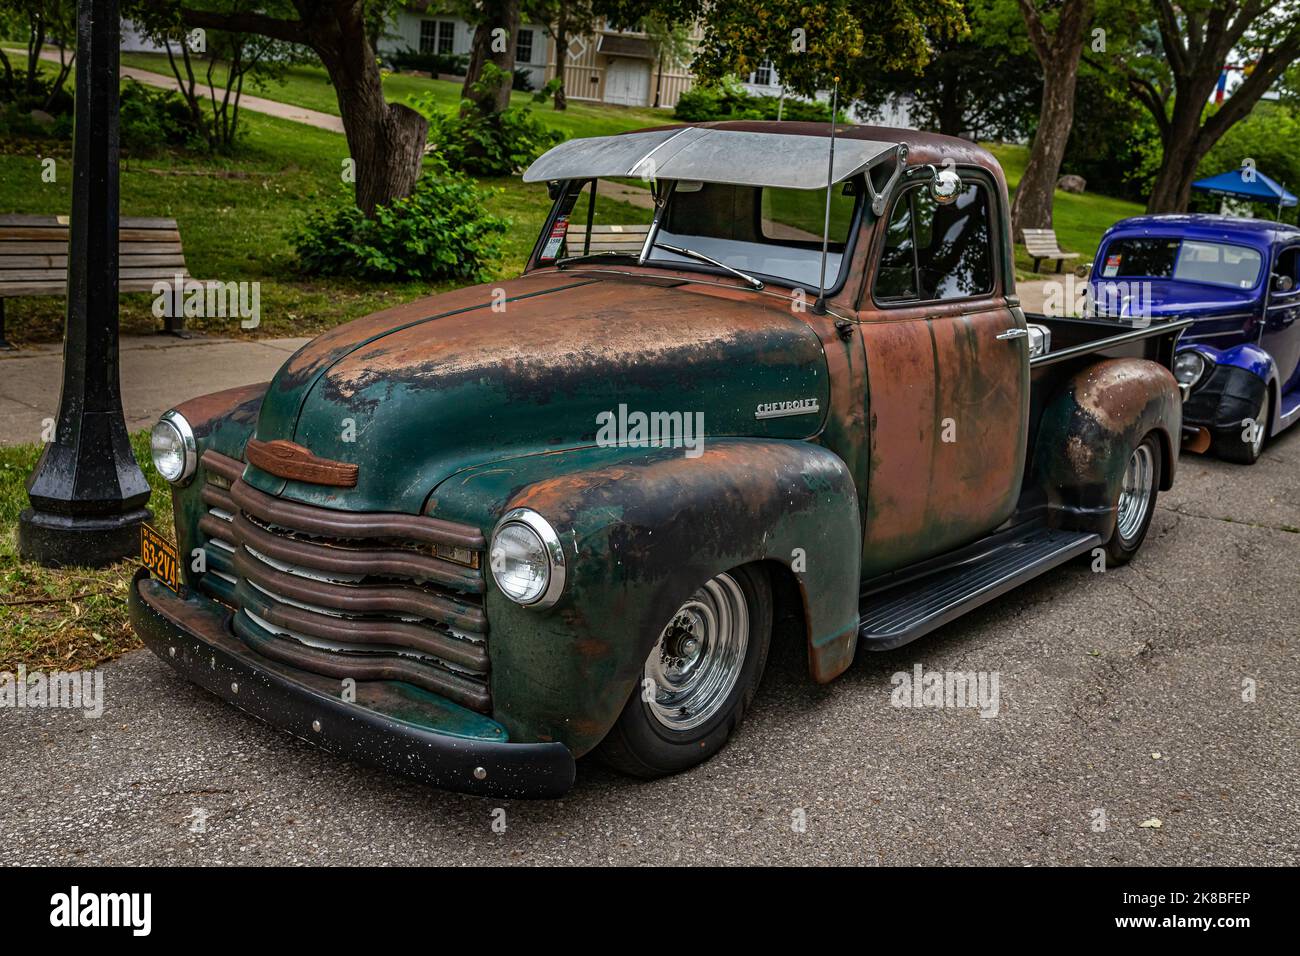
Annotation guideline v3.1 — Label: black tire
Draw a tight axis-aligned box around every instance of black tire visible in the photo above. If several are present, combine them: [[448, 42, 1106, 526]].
[[1104, 433, 1161, 566], [1214, 390, 1269, 465], [596, 563, 772, 779]]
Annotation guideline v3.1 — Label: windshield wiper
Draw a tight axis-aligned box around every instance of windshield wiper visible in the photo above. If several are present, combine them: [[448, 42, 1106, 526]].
[[651, 241, 765, 290], [555, 250, 636, 266]]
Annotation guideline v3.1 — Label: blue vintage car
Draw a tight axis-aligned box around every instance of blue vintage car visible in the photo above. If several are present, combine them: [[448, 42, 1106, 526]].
[[1089, 214, 1300, 463]]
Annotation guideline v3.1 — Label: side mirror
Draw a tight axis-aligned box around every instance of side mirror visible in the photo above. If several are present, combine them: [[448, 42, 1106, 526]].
[[1273, 273, 1294, 293], [929, 168, 962, 204]]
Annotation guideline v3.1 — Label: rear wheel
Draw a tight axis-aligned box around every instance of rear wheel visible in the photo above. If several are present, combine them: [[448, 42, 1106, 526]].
[[1104, 434, 1160, 565], [596, 564, 772, 779], [1214, 390, 1268, 465]]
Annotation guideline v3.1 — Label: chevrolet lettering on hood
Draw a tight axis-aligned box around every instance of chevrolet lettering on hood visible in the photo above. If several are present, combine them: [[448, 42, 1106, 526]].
[[755, 398, 821, 420], [130, 122, 1191, 799]]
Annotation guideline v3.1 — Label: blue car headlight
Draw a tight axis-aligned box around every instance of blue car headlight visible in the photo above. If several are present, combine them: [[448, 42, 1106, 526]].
[[1173, 351, 1209, 390]]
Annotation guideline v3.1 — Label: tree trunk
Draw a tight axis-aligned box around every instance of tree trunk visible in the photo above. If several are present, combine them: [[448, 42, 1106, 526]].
[[553, 26, 568, 110], [1145, 68, 1225, 212], [314, 12, 427, 215], [462, 0, 520, 115], [1010, 60, 1080, 236], [1146, 132, 1210, 213]]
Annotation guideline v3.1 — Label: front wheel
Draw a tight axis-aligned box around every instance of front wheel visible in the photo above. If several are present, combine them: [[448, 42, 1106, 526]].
[[596, 564, 772, 779], [1104, 434, 1160, 565], [1214, 390, 1269, 465]]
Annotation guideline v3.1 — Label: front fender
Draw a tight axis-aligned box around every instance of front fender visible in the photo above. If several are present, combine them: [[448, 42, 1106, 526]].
[[1033, 358, 1181, 538], [1181, 343, 1274, 434], [427, 439, 862, 756]]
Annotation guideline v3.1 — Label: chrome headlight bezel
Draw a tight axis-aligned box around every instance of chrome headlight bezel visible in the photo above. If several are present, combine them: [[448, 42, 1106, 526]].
[[490, 508, 566, 609], [151, 409, 197, 485], [1173, 350, 1210, 390]]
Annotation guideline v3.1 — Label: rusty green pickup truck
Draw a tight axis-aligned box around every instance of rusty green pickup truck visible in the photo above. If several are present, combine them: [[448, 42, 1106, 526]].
[[131, 123, 1190, 797]]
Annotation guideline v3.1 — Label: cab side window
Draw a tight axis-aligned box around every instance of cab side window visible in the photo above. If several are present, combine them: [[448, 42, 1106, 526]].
[[1274, 246, 1300, 295], [875, 181, 995, 303]]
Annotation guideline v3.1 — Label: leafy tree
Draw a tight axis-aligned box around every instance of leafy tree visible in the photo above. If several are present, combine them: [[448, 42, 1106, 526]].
[[526, 0, 596, 110], [598, 0, 968, 99], [460, 0, 521, 115], [644, 12, 691, 108], [854, 0, 1040, 140], [1008, 0, 1096, 236], [0, 0, 76, 110], [1105, 0, 1300, 212], [129, 0, 429, 215], [1196, 101, 1300, 222], [136, 4, 304, 150]]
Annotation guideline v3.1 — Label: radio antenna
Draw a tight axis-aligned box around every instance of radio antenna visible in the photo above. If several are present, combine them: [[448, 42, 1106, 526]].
[[812, 78, 840, 316]]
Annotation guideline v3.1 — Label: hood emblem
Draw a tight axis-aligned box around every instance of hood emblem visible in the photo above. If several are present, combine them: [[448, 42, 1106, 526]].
[[755, 398, 821, 420], [245, 438, 358, 487]]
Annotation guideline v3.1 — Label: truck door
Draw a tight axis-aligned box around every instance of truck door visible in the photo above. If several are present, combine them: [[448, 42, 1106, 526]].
[[856, 176, 1029, 578], [1262, 244, 1300, 401]]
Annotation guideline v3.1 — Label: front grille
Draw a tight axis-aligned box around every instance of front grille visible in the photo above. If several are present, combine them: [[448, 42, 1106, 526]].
[[195, 450, 492, 713]]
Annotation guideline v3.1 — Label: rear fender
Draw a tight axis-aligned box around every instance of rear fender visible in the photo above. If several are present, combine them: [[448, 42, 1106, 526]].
[[1032, 358, 1181, 538], [427, 439, 862, 756]]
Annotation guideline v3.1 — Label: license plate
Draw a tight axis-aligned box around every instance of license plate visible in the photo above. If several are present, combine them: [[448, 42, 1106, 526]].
[[141, 524, 181, 593]]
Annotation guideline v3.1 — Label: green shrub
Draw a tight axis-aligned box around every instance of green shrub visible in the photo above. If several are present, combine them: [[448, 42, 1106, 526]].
[[411, 65, 561, 177], [386, 48, 469, 76], [674, 78, 836, 123], [422, 104, 561, 176], [290, 161, 509, 283], [119, 79, 205, 155]]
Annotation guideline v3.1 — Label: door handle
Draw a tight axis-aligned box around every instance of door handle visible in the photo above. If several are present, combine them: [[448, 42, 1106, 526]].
[[996, 328, 1029, 340]]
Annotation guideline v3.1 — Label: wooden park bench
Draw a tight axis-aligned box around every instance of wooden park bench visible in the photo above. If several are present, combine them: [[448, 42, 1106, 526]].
[[1, 214, 198, 348], [564, 222, 651, 255], [1021, 228, 1080, 274]]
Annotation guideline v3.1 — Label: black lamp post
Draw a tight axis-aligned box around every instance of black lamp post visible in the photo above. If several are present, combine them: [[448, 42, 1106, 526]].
[[18, 0, 151, 567]]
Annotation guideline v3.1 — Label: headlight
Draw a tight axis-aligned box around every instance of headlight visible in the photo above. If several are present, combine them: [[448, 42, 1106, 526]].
[[490, 509, 565, 608], [1173, 351, 1208, 389], [150, 410, 196, 484]]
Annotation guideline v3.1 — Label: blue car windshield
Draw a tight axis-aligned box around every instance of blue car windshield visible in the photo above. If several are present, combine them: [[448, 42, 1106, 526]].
[[1100, 237, 1262, 289]]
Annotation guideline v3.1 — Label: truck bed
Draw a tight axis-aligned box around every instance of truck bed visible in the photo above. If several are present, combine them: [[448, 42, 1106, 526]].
[[1024, 313, 1193, 369]]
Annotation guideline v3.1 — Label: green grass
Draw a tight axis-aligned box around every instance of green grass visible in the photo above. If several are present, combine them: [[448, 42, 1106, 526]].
[[0, 431, 170, 671], [987, 143, 1147, 278], [118, 53, 674, 140]]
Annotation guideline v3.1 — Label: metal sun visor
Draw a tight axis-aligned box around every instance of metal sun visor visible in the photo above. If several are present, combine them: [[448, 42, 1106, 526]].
[[523, 127, 902, 191]]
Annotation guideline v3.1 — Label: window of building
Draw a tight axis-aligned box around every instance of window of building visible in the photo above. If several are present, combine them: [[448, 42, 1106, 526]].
[[419, 20, 455, 55], [754, 60, 773, 86], [516, 28, 534, 64]]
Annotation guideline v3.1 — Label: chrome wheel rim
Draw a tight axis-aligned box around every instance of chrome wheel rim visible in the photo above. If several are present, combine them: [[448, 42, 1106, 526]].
[[644, 572, 749, 731], [1116, 443, 1155, 544]]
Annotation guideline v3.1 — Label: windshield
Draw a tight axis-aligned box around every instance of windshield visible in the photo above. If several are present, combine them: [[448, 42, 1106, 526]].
[[1099, 237, 1263, 289], [539, 177, 861, 291]]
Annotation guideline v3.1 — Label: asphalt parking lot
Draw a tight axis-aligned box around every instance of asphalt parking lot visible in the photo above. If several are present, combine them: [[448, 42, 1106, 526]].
[[2, 430, 1297, 866]]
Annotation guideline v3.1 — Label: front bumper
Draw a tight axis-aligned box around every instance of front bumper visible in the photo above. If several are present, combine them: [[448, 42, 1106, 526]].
[[128, 569, 576, 798]]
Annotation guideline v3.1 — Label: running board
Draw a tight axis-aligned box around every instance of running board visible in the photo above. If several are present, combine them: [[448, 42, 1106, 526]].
[[858, 527, 1101, 651]]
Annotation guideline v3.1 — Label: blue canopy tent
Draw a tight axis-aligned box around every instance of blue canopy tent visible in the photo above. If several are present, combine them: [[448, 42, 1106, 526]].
[[1192, 169, 1297, 219]]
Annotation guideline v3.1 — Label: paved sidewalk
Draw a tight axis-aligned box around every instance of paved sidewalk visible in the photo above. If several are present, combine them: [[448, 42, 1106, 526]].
[[0, 334, 310, 446], [8, 48, 345, 134]]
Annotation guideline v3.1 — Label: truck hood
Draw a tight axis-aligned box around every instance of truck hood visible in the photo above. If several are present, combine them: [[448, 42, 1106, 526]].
[[245, 273, 830, 513]]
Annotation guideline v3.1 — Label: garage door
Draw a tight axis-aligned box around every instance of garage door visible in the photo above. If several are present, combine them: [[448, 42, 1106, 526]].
[[604, 58, 651, 107]]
